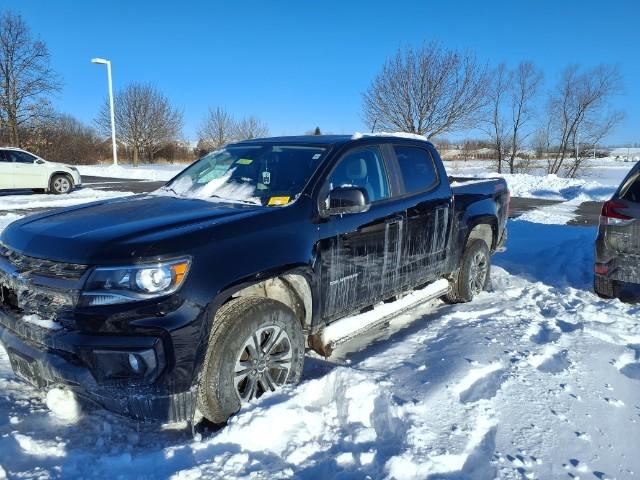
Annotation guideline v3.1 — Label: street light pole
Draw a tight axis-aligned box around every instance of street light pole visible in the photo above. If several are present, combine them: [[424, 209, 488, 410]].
[[91, 58, 118, 166]]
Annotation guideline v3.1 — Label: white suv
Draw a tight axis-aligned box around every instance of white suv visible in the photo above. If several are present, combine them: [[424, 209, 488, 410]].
[[0, 147, 82, 194]]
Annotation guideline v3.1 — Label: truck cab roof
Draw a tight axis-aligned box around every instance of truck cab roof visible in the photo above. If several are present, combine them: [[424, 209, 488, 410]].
[[235, 133, 435, 148]]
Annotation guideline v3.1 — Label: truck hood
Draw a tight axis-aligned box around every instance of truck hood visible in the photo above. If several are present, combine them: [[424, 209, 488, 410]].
[[1, 195, 263, 264]]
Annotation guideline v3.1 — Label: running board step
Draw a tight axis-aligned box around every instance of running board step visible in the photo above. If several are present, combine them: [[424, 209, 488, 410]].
[[313, 278, 450, 356]]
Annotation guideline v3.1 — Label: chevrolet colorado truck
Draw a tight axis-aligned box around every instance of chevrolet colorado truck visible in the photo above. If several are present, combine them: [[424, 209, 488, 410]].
[[0, 134, 509, 424]]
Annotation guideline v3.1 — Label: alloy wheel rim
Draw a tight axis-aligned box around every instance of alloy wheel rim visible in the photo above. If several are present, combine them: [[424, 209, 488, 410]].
[[469, 251, 488, 295], [233, 325, 293, 403], [54, 177, 70, 193]]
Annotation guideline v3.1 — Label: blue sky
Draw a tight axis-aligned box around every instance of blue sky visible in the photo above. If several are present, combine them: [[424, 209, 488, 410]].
[[3, 0, 639, 145]]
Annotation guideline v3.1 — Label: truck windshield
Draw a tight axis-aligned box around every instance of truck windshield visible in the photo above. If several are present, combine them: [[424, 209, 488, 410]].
[[160, 144, 327, 206]]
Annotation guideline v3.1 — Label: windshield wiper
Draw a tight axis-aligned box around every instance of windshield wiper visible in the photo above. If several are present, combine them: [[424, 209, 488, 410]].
[[164, 186, 182, 197], [209, 194, 258, 205]]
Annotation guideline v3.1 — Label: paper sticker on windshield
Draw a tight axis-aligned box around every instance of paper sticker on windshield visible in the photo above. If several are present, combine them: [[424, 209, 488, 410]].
[[236, 158, 253, 165], [268, 196, 290, 206]]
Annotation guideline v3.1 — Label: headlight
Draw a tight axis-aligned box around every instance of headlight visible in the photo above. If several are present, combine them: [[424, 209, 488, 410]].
[[79, 257, 191, 306]]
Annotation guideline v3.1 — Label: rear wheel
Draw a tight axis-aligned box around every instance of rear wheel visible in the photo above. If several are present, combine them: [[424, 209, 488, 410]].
[[445, 239, 491, 303], [197, 297, 305, 424], [50, 174, 73, 194]]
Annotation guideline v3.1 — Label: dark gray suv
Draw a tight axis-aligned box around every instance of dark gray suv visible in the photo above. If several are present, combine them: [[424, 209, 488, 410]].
[[595, 162, 640, 301]]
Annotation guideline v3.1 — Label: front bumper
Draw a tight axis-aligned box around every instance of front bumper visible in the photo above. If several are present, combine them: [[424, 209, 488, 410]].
[[71, 171, 82, 187], [0, 307, 197, 423]]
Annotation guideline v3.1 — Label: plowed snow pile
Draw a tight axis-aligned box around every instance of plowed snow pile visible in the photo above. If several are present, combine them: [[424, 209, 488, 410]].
[[1, 195, 639, 479]]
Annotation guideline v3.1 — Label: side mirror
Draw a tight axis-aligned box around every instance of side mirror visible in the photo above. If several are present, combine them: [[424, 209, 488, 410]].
[[325, 186, 370, 216], [35, 159, 45, 165]]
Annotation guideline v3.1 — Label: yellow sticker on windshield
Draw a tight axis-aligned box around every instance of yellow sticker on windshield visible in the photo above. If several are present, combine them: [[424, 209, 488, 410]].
[[268, 196, 290, 206], [236, 158, 253, 165]]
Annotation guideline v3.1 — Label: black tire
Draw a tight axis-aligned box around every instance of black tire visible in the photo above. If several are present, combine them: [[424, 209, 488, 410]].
[[197, 296, 305, 424], [445, 239, 491, 304], [50, 174, 73, 194], [594, 276, 619, 299]]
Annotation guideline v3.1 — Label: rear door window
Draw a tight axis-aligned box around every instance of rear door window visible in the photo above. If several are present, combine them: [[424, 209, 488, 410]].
[[392, 146, 438, 194]]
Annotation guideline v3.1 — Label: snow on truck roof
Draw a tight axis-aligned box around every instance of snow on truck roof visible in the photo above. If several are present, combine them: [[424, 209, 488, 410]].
[[237, 132, 432, 146], [351, 131, 429, 141]]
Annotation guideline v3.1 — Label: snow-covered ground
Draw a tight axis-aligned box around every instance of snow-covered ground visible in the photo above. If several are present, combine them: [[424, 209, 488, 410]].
[[0, 161, 639, 479]]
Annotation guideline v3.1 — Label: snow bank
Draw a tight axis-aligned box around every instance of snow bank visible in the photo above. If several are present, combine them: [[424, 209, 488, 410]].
[[452, 171, 615, 201], [500, 173, 615, 201], [445, 157, 634, 200], [78, 164, 186, 181]]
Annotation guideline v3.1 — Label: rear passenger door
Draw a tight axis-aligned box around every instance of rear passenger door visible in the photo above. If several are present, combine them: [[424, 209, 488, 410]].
[[0, 152, 15, 189], [389, 144, 452, 288]]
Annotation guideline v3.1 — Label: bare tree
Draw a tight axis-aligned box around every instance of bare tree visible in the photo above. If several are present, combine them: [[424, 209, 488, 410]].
[[565, 109, 625, 177], [506, 62, 543, 173], [26, 112, 105, 164], [0, 11, 61, 145], [234, 115, 269, 140], [547, 65, 623, 175], [197, 106, 235, 150], [483, 63, 511, 173], [533, 114, 553, 161], [96, 83, 183, 165], [362, 42, 489, 138]]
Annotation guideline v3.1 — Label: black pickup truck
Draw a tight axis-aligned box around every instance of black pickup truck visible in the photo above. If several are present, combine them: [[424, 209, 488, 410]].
[[0, 135, 508, 424]]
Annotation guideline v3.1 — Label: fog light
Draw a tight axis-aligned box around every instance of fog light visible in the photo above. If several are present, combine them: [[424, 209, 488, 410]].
[[89, 348, 161, 383], [128, 353, 141, 372]]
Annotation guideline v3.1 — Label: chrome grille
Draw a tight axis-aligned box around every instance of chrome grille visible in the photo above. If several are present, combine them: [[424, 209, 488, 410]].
[[0, 244, 84, 326], [0, 245, 87, 280]]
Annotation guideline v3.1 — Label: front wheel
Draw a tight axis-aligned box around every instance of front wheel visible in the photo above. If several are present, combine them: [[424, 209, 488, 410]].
[[445, 239, 491, 303], [50, 174, 73, 194], [197, 297, 305, 424]]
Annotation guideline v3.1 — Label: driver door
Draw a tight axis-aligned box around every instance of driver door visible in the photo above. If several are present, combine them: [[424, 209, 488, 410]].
[[318, 146, 405, 321]]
